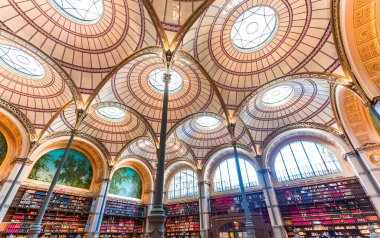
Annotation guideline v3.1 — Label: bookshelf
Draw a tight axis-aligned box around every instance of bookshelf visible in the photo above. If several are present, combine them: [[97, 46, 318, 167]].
[[99, 198, 145, 237], [275, 179, 380, 237], [164, 201, 200, 238], [0, 187, 93, 237], [210, 193, 267, 216]]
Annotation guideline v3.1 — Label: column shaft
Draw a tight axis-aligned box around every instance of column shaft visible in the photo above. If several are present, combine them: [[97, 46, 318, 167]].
[[232, 142, 256, 238], [258, 169, 287, 238], [198, 180, 210, 238], [346, 152, 380, 216], [87, 179, 110, 238], [0, 158, 29, 221], [27, 132, 75, 238], [147, 73, 171, 238]]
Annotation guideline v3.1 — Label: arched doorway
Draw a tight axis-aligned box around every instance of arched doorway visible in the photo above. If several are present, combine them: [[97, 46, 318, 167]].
[[219, 221, 247, 238]]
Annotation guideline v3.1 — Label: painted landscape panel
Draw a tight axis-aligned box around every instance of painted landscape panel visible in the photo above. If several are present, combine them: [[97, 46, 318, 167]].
[[109, 167, 142, 199], [0, 131, 7, 166], [28, 149, 93, 189]]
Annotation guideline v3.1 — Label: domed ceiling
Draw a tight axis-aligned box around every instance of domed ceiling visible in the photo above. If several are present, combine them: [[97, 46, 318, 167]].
[[0, 0, 353, 168]]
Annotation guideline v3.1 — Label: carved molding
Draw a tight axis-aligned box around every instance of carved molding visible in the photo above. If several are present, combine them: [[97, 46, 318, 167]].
[[0, 98, 36, 142], [259, 122, 349, 154]]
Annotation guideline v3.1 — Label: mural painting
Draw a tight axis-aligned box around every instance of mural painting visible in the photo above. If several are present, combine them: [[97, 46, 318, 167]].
[[109, 167, 142, 199], [0, 131, 7, 166], [28, 149, 93, 189]]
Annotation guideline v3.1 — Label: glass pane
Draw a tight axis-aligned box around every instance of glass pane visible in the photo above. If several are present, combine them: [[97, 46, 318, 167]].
[[274, 141, 342, 182], [168, 169, 198, 199], [213, 158, 258, 192], [289, 142, 313, 178]]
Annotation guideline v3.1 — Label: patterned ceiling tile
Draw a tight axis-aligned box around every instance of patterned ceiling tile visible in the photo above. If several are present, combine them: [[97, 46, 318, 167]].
[[181, 0, 340, 109], [0, 0, 158, 94]]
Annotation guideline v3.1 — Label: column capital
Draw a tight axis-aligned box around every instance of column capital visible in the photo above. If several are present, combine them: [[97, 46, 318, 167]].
[[230, 140, 237, 146], [162, 73, 171, 83], [257, 169, 271, 175], [144, 189, 155, 194], [12, 157, 32, 164], [198, 180, 211, 186], [96, 178, 110, 183]]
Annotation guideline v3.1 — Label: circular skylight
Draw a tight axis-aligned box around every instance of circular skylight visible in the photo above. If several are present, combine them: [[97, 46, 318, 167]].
[[0, 44, 45, 79], [231, 5, 278, 52], [196, 116, 221, 129], [96, 106, 126, 122], [148, 68, 183, 94], [49, 0, 104, 24], [261, 85, 294, 106]]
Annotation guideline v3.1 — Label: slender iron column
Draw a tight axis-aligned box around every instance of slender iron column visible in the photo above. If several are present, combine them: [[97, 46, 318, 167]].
[[228, 123, 255, 237], [258, 168, 288, 237], [95, 178, 110, 234], [0, 157, 29, 211], [147, 72, 171, 238], [27, 131, 76, 238], [231, 141, 256, 238]]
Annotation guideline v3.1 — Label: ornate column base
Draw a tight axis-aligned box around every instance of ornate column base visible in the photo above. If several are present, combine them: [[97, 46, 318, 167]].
[[147, 207, 167, 238], [200, 229, 210, 238], [271, 225, 287, 238], [27, 223, 42, 238], [246, 221, 256, 238]]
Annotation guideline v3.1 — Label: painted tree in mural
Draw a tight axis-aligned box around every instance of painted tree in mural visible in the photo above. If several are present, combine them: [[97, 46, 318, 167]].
[[109, 167, 142, 199], [54, 153, 93, 189], [28, 149, 93, 189], [28, 153, 53, 181], [0, 132, 7, 166]]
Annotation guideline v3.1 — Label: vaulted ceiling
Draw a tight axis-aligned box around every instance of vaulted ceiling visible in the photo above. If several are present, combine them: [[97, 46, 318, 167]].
[[0, 0, 361, 169]]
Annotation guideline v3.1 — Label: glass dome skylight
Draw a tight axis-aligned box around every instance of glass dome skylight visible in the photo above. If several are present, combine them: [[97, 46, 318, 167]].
[[261, 85, 294, 106], [196, 116, 221, 129], [231, 5, 278, 52], [49, 0, 104, 24], [148, 68, 183, 94], [0, 44, 45, 79], [96, 106, 126, 122]]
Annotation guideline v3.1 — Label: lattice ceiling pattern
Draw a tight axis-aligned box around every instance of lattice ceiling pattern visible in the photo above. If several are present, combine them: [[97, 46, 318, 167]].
[[94, 53, 224, 137], [78, 103, 150, 156], [0, 0, 157, 93], [0, 33, 75, 133], [238, 78, 335, 144], [181, 0, 340, 109], [151, 0, 205, 41], [0, 0, 351, 166]]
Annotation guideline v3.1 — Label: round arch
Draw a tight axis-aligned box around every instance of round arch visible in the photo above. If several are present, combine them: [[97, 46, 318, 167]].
[[23, 135, 109, 194], [164, 161, 198, 202], [335, 85, 380, 148], [202, 146, 261, 195], [0, 108, 30, 181], [111, 157, 154, 203], [262, 125, 354, 186], [333, 0, 380, 100]]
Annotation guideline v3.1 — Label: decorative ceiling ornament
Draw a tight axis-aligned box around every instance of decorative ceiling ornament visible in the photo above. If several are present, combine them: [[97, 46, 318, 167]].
[[148, 68, 184, 94], [0, 44, 45, 79], [48, 0, 104, 24], [231, 5, 278, 52], [181, 0, 340, 108], [261, 85, 294, 106]]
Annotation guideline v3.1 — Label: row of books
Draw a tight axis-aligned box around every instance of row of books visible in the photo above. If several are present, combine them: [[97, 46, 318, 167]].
[[278, 179, 380, 237], [104, 199, 145, 217], [11, 188, 93, 213]]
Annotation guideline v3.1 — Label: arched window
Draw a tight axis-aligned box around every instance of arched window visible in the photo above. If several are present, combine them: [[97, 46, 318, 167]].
[[168, 169, 198, 199], [274, 141, 343, 182], [213, 158, 259, 192]]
